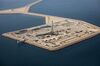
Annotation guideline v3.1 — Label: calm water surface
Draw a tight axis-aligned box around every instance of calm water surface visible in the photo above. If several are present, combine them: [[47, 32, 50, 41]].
[[0, 0, 100, 66]]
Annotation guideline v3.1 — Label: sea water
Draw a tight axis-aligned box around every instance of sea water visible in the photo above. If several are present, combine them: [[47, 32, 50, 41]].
[[0, 0, 100, 66]]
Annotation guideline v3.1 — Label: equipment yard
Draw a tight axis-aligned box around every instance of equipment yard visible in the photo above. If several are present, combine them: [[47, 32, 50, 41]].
[[2, 18, 100, 51], [1, 0, 100, 51]]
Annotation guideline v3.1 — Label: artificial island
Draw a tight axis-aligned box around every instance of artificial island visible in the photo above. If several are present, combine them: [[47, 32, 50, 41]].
[[1, 0, 100, 51]]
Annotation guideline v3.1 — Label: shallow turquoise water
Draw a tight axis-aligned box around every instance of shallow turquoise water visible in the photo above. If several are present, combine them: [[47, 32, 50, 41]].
[[0, 0, 100, 66]]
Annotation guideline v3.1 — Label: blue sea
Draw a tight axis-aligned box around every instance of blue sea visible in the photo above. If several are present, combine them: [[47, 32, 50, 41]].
[[0, 0, 100, 66]]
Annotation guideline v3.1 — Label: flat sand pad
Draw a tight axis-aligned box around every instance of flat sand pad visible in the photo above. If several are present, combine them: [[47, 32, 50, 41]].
[[2, 18, 100, 51]]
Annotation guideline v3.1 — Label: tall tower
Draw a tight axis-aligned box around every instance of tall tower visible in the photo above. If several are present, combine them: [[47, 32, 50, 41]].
[[51, 20, 54, 35]]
